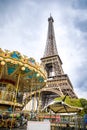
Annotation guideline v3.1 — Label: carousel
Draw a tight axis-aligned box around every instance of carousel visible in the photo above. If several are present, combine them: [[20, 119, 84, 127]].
[[0, 48, 47, 128]]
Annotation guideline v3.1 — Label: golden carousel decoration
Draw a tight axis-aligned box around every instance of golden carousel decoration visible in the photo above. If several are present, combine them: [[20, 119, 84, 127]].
[[0, 48, 47, 113]]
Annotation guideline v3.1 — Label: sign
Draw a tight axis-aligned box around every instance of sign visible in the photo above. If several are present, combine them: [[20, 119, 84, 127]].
[[27, 121, 50, 130]]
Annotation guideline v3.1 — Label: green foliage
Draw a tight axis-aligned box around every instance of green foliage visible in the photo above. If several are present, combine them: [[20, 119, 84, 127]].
[[80, 98, 87, 114], [66, 97, 82, 107], [54, 96, 82, 107]]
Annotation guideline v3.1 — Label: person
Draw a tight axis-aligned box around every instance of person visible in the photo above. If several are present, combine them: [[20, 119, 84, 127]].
[[20, 113, 27, 126], [20, 113, 24, 126], [66, 123, 70, 130], [84, 114, 87, 129]]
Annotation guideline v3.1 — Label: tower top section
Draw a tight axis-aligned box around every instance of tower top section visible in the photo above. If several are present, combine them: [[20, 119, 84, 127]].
[[48, 15, 54, 22], [43, 15, 58, 58]]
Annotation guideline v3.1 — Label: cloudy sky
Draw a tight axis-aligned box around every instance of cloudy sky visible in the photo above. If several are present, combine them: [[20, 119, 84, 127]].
[[0, 0, 87, 99]]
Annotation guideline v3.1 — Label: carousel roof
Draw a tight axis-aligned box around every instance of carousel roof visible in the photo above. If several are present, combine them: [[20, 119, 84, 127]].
[[0, 48, 47, 107]]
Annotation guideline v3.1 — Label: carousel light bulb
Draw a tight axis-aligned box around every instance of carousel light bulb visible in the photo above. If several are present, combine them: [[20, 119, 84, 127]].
[[37, 73, 39, 77], [1, 61, 5, 65], [44, 79, 47, 82], [21, 66, 25, 71]]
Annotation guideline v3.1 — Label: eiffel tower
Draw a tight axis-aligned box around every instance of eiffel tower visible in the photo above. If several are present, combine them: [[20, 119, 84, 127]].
[[41, 16, 77, 107]]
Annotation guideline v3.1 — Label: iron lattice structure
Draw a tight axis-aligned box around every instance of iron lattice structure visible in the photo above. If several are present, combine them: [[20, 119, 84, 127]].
[[41, 16, 77, 107]]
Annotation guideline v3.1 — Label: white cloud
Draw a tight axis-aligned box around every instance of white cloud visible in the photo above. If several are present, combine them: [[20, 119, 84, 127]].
[[0, 0, 87, 99]]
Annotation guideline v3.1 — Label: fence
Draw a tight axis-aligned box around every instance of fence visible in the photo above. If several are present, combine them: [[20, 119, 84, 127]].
[[38, 113, 87, 130]]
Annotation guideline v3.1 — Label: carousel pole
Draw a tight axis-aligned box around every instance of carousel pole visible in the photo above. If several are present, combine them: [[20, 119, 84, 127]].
[[34, 90, 36, 112], [38, 90, 41, 120], [0, 61, 5, 78], [10, 73, 21, 130], [30, 82, 33, 120]]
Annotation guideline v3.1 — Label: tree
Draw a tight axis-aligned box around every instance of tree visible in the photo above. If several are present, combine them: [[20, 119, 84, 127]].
[[80, 98, 87, 114]]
